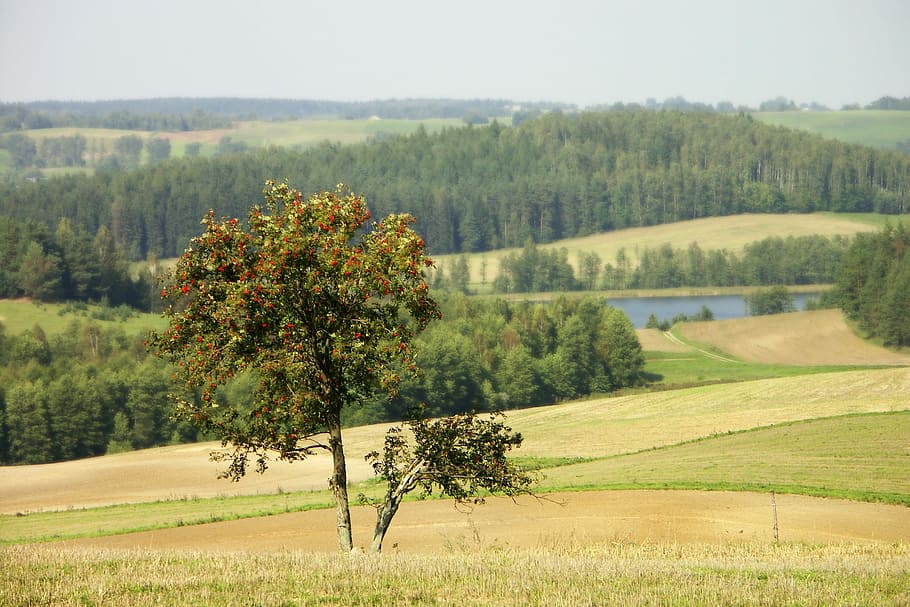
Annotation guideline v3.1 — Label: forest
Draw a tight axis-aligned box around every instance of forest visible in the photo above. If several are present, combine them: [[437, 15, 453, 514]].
[[1, 111, 908, 267], [832, 222, 910, 347]]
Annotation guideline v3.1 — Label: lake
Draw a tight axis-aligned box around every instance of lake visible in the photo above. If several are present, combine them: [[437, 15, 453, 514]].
[[607, 293, 822, 328]]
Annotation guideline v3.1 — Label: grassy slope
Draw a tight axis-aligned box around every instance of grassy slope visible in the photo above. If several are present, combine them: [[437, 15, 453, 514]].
[[753, 110, 910, 149], [3, 364, 907, 543], [540, 411, 910, 503]]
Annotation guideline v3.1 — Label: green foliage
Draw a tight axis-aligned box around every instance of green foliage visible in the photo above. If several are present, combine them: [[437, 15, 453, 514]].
[[1, 133, 37, 168], [145, 138, 171, 165], [0, 216, 146, 306], [37, 135, 86, 167], [493, 240, 579, 293], [150, 181, 440, 474], [364, 410, 533, 552], [382, 295, 645, 413], [834, 222, 910, 346], [4, 381, 54, 464], [630, 235, 850, 290], [0, 318, 185, 465], [745, 286, 796, 316], [114, 135, 143, 168]]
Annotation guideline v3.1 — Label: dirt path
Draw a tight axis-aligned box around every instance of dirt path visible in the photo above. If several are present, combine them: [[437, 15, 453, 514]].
[[61, 490, 910, 554]]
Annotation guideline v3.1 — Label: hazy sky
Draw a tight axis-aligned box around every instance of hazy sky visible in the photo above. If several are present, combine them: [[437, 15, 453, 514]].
[[1, 0, 908, 108]]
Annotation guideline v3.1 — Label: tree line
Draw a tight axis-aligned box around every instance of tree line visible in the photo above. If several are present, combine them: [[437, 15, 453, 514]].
[[1, 111, 907, 265], [0, 208, 852, 310], [7, 98, 569, 123], [831, 222, 910, 346], [346, 294, 644, 427], [489, 234, 850, 293], [0, 102, 231, 133], [0, 216, 155, 309], [0, 317, 188, 465], [1, 132, 178, 172]]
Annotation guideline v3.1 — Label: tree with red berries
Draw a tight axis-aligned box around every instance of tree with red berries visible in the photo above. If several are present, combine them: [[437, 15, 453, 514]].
[[150, 181, 532, 552]]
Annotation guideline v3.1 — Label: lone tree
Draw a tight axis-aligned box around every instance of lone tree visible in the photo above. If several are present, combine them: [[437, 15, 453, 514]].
[[150, 181, 532, 552]]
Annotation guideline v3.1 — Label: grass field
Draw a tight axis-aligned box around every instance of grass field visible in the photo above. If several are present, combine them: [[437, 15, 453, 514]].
[[753, 110, 910, 149], [543, 411, 910, 503], [3, 360, 908, 541], [0, 299, 166, 336], [4, 542, 907, 606]]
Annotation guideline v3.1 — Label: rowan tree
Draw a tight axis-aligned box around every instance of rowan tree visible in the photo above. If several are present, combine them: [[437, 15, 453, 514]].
[[365, 410, 532, 553], [150, 181, 532, 552]]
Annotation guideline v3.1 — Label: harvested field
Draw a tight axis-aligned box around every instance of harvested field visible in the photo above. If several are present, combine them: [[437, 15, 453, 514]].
[[678, 309, 910, 365], [58, 490, 910, 553], [0, 430, 378, 514]]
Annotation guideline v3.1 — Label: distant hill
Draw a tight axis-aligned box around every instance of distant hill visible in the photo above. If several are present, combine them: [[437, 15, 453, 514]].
[[2, 111, 908, 263]]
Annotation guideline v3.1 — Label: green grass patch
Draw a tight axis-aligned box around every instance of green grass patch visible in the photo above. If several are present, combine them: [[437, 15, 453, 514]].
[[642, 350, 867, 388], [753, 110, 910, 149], [0, 299, 166, 336], [539, 411, 910, 505], [0, 490, 337, 545]]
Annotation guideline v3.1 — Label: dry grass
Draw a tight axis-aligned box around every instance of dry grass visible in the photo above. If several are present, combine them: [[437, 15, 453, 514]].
[[509, 366, 910, 459], [676, 309, 910, 366], [3, 542, 908, 606]]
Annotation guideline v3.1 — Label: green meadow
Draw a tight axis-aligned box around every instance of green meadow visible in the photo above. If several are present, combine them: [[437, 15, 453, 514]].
[[753, 109, 910, 149], [0, 299, 166, 336]]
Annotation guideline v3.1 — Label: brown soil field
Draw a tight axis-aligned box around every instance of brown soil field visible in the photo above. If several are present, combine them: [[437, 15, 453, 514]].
[[60, 490, 910, 553], [677, 309, 910, 365]]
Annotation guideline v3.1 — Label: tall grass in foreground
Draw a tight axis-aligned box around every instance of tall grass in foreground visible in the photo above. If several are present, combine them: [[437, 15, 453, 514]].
[[3, 543, 907, 606]]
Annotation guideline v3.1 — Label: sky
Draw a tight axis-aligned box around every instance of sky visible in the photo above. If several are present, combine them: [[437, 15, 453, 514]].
[[1, 0, 908, 109]]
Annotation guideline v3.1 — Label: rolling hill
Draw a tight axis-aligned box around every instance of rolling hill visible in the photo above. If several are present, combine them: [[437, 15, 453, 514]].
[[3, 308, 907, 516]]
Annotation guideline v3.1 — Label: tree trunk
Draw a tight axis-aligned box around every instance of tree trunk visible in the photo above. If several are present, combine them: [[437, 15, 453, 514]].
[[327, 420, 353, 552], [369, 459, 426, 553], [369, 494, 402, 553]]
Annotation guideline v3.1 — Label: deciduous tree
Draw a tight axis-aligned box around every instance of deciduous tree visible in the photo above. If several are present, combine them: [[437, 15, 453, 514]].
[[150, 181, 450, 551], [365, 410, 532, 553]]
